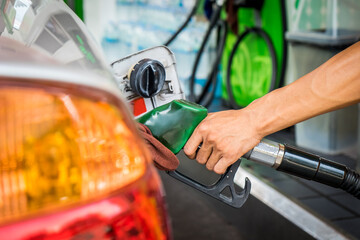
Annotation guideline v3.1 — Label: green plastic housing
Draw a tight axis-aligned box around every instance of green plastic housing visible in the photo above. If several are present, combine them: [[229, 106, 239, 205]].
[[221, 1, 285, 107], [137, 100, 208, 154]]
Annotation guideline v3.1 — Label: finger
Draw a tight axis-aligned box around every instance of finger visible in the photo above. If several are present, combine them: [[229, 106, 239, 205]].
[[205, 150, 222, 171], [184, 128, 203, 159], [195, 144, 212, 165], [213, 157, 236, 175]]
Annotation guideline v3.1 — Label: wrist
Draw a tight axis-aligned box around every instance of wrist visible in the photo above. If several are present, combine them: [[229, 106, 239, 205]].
[[244, 90, 281, 138]]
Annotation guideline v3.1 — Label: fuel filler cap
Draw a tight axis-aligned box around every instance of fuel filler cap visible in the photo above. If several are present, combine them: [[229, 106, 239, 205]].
[[128, 58, 166, 98]]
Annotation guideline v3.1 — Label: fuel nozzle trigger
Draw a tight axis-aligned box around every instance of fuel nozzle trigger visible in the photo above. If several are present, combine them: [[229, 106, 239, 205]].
[[168, 160, 251, 208], [137, 99, 251, 208]]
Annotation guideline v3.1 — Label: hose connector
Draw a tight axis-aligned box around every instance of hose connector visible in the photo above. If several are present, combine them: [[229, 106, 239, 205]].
[[243, 139, 284, 168], [276, 145, 360, 199], [244, 140, 360, 199]]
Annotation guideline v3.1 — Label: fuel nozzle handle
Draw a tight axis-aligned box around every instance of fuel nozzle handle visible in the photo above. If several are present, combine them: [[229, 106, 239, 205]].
[[243, 139, 360, 199]]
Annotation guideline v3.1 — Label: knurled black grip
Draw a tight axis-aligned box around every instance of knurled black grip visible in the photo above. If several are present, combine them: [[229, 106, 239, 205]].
[[277, 145, 347, 188]]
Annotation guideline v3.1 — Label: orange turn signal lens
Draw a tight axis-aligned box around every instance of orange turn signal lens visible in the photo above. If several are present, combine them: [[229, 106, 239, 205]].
[[0, 79, 148, 224]]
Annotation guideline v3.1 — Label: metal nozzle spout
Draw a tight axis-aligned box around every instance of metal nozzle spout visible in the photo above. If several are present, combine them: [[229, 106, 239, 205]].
[[242, 139, 285, 168]]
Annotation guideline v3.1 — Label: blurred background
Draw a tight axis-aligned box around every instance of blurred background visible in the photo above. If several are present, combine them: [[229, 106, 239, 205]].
[[66, 0, 360, 239]]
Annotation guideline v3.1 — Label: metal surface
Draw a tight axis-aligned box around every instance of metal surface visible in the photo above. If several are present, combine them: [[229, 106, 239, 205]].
[[234, 167, 349, 240], [274, 143, 285, 169], [247, 139, 283, 167]]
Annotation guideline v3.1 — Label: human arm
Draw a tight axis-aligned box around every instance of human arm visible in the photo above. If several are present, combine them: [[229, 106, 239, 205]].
[[184, 41, 360, 174]]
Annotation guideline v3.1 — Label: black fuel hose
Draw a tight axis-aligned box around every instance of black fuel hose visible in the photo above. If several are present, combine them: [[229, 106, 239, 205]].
[[164, 0, 201, 46], [226, 27, 277, 109], [277, 145, 360, 199], [189, 3, 222, 105], [196, 20, 227, 107], [341, 170, 360, 199], [245, 140, 360, 199]]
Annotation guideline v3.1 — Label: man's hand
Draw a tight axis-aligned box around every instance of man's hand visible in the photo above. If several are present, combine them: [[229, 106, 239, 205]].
[[183, 109, 263, 174], [184, 42, 360, 175]]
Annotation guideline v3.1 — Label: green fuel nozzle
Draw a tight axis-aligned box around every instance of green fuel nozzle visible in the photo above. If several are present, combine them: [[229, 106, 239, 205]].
[[137, 99, 208, 154], [137, 100, 360, 200], [137, 99, 251, 208]]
